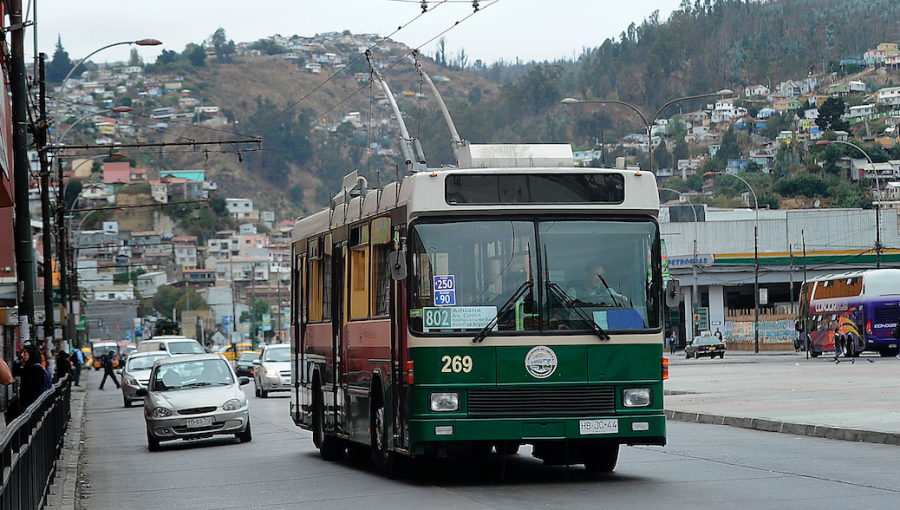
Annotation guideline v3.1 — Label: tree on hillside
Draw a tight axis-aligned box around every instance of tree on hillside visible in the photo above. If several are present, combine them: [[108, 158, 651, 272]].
[[718, 127, 742, 161], [652, 139, 671, 171], [672, 138, 689, 162], [47, 36, 73, 83], [128, 48, 142, 67], [153, 286, 184, 318], [157, 49, 179, 66], [174, 290, 209, 316], [816, 97, 849, 132], [211, 28, 236, 63], [184, 43, 206, 67]]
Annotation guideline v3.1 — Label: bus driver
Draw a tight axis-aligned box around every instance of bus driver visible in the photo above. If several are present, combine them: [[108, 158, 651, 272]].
[[567, 262, 629, 307]]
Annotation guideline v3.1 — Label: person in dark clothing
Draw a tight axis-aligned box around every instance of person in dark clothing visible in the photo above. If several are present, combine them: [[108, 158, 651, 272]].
[[13, 344, 49, 410], [55, 350, 72, 383], [98, 350, 120, 390]]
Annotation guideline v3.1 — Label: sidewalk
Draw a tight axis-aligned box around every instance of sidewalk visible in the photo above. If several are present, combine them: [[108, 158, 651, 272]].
[[44, 371, 87, 510], [664, 351, 900, 445]]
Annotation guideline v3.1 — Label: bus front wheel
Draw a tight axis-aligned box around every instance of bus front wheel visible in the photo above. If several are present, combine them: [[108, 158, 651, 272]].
[[372, 389, 407, 479], [584, 443, 619, 473]]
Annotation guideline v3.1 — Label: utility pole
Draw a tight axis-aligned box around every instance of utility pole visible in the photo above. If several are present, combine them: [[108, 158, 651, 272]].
[[802, 230, 808, 360], [37, 54, 56, 346], [10, 0, 35, 341]]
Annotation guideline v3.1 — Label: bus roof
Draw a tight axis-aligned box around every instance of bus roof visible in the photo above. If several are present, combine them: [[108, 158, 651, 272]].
[[808, 269, 900, 299], [293, 166, 659, 243]]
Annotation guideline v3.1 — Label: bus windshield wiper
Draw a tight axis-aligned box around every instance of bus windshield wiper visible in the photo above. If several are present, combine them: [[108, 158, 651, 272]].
[[472, 279, 534, 344], [546, 282, 611, 341]]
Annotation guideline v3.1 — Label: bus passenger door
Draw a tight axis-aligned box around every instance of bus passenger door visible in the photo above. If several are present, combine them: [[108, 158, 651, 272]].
[[331, 242, 348, 435], [292, 252, 306, 427], [392, 225, 409, 450]]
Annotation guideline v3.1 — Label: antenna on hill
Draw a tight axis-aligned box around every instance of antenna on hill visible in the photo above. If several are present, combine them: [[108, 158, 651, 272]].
[[365, 50, 426, 173], [409, 49, 467, 165]]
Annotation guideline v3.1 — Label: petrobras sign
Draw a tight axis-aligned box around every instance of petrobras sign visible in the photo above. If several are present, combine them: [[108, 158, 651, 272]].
[[668, 254, 715, 269]]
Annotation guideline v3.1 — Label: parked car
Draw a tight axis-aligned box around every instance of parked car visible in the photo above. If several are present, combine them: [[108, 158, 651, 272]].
[[136, 336, 205, 357], [121, 351, 171, 408], [685, 334, 726, 359], [252, 345, 291, 398], [234, 351, 260, 377], [137, 353, 252, 451]]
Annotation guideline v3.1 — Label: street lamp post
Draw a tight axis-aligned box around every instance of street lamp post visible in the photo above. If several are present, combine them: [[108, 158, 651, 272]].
[[816, 140, 880, 268], [660, 188, 700, 338], [52, 39, 159, 339], [562, 89, 733, 172], [704, 171, 760, 353]]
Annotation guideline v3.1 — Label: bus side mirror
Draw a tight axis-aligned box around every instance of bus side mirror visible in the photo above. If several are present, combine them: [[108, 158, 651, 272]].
[[389, 251, 407, 280], [665, 279, 681, 308]]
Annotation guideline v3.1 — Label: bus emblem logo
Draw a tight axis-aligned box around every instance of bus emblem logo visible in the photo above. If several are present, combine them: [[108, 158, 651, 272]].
[[525, 346, 558, 379]]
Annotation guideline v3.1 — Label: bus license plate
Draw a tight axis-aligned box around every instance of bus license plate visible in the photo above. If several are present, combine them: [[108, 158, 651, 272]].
[[579, 419, 618, 435], [186, 417, 213, 429]]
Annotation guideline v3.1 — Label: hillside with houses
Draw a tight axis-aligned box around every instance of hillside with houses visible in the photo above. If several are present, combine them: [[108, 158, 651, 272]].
[[37, 0, 900, 342]]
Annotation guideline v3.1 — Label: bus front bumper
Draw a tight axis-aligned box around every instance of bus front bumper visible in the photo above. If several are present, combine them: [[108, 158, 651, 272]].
[[407, 414, 666, 455]]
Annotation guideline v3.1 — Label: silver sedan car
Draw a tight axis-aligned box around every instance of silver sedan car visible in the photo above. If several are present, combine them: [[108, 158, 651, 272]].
[[137, 353, 252, 451], [121, 351, 171, 408], [252, 345, 291, 398]]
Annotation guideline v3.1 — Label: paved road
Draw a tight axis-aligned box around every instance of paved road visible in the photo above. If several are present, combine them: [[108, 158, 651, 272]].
[[75, 363, 900, 510]]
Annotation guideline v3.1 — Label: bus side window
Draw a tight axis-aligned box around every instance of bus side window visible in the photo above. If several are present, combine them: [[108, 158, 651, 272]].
[[349, 225, 370, 320], [371, 218, 392, 317], [308, 238, 324, 322]]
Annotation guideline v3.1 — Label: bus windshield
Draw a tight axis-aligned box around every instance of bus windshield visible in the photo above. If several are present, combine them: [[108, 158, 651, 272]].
[[409, 218, 660, 335]]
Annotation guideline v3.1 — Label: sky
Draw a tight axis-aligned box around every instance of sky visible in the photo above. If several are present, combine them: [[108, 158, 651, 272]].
[[34, 0, 682, 66]]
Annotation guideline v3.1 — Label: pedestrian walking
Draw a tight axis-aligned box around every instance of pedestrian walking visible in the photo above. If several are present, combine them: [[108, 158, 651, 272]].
[[833, 327, 843, 363], [98, 350, 120, 390], [71, 347, 83, 386], [669, 330, 678, 355], [54, 350, 72, 383]]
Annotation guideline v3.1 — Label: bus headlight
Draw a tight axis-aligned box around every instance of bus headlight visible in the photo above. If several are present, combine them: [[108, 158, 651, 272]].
[[622, 388, 651, 407], [429, 392, 460, 412]]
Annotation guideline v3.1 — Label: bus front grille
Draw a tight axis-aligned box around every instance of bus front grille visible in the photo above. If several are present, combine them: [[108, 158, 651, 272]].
[[467, 386, 616, 418]]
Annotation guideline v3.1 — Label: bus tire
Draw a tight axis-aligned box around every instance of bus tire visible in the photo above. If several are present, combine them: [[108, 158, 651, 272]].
[[584, 443, 619, 473], [313, 383, 344, 461], [372, 387, 406, 479], [845, 339, 855, 358]]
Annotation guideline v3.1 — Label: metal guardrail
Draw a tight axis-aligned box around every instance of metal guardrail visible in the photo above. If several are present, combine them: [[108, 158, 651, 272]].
[[0, 374, 72, 510]]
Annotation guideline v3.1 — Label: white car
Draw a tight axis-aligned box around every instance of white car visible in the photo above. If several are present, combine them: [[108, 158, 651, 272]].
[[138, 353, 252, 451], [253, 345, 291, 398]]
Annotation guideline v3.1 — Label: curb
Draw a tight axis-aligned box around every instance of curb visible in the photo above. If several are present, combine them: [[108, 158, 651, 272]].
[[664, 409, 900, 446], [44, 376, 86, 510]]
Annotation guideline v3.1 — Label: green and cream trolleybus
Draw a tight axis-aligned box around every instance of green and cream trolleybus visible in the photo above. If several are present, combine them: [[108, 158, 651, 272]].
[[288, 143, 669, 476]]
